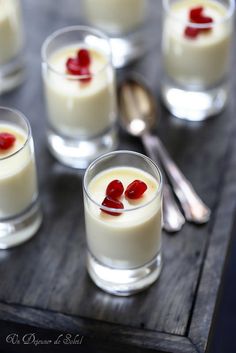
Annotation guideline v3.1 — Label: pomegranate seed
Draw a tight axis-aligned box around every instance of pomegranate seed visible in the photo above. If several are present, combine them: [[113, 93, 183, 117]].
[[106, 179, 124, 198], [66, 58, 81, 75], [101, 196, 124, 216], [125, 180, 147, 200], [195, 16, 213, 24], [77, 49, 91, 67], [185, 6, 214, 39], [66, 49, 92, 83], [184, 26, 200, 39], [79, 66, 92, 83], [189, 6, 203, 21], [0, 132, 16, 150]]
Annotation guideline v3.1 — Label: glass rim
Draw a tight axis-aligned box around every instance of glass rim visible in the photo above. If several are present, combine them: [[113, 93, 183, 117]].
[[41, 25, 113, 80], [83, 150, 163, 214], [0, 106, 31, 161], [162, 0, 235, 28]]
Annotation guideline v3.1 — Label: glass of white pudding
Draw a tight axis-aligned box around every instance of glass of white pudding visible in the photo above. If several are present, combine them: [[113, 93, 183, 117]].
[[0, 107, 42, 249], [82, 0, 151, 68], [0, 0, 25, 94], [41, 26, 118, 169], [83, 150, 163, 296], [161, 0, 234, 121]]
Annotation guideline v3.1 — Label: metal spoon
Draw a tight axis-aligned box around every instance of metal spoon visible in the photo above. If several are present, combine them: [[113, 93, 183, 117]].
[[119, 75, 211, 225], [119, 80, 185, 232]]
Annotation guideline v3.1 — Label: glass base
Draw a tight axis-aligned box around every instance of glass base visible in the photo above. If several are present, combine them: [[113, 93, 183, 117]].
[[87, 252, 162, 296], [0, 55, 25, 95], [47, 126, 118, 169], [161, 78, 228, 122], [0, 200, 42, 249]]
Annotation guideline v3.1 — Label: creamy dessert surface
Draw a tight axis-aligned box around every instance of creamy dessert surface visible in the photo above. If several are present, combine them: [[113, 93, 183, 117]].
[[0, 123, 26, 158], [44, 45, 116, 137], [48, 46, 111, 93], [87, 167, 161, 224], [168, 0, 230, 43]]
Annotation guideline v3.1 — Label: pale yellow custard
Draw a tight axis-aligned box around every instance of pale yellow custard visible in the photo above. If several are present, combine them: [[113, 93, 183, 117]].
[[84, 0, 146, 35], [43, 46, 116, 137], [0, 123, 37, 218], [163, 0, 232, 87], [0, 0, 23, 66], [84, 166, 162, 269]]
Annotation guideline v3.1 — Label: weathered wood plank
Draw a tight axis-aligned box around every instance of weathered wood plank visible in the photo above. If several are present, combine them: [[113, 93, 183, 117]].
[[0, 303, 197, 353], [189, 105, 236, 351]]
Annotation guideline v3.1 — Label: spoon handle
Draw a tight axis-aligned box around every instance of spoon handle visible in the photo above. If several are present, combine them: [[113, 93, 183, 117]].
[[163, 182, 186, 233], [141, 136, 185, 233], [143, 134, 211, 224]]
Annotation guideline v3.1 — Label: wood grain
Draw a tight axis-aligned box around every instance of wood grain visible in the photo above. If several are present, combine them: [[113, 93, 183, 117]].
[[0, 0, 235, 352]]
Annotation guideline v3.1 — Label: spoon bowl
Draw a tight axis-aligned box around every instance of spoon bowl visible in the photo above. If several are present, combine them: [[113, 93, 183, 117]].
[[119, 76, 157, 136]]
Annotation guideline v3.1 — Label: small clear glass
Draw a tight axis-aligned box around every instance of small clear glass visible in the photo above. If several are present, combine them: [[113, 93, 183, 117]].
[[41, 26, 118, 169], [0, 0, 25, 94], [0, 107, 42, 249], [82, 0, 151, 68], [83, 150, 163, 296], [161, 0, 235, 121]]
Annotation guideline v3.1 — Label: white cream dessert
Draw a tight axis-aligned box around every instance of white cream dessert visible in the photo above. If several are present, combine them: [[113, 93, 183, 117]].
[[0, 123, 37, 219], [84, 0, 146, 35], [84, 167, 162, 269], [43, 46, 116, 138], [163, 0, 232, 87], [0, 0, 23, 66]]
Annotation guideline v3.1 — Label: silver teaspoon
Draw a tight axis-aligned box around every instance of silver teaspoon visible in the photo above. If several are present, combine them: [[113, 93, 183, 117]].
[[119, 75, 211, 225], [119, 79, 185, 233]]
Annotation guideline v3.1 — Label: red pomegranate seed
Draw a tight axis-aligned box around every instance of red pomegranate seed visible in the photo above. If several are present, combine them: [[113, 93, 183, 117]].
[[101, 196, 124, 216], [66, 49, 92, 83], [66, 58, 81, 75], [0, 132, 16, 150], [79, 66, 92, 83], [185, 6, 214, 39], [189, 6, 203, 21], [77, 49, 91, 67], [184, 26, 200, 39], [125, 180, 147, 200], [195, 16, 213, 24], [106, 179, 124, 198]]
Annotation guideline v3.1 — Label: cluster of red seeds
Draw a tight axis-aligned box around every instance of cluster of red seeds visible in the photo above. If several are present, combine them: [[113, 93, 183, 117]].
[[66, 49, 92, 83], [0, 132, 16, 150], [101, 179, 148, 216], [185, 6, 214, 39]]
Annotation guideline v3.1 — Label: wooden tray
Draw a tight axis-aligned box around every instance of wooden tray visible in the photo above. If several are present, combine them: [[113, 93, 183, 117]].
[[0, 1, 236, 352]]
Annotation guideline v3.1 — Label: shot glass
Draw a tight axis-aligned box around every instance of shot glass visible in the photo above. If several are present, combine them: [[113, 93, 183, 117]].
[[41, 26, 118, 169], [83, 150, 163, 296], [0, 0, 25, 94], [0, 107, 42, 249], [161, 0, 234, 121], [82, 0, 150, 68]]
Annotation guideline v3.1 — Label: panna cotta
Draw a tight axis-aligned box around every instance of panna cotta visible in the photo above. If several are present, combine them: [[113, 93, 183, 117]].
[[84, 166, 162, 269], [163, 0, 233, 87], [84, 0, 146, 35], [0, 123, 37, 219], [43, 46, 116, 138], [0, 0, 23, 66]]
